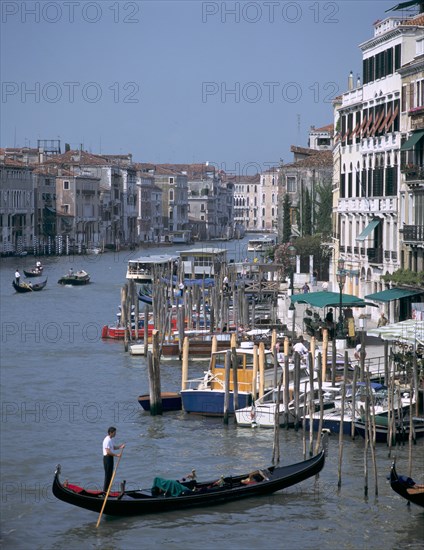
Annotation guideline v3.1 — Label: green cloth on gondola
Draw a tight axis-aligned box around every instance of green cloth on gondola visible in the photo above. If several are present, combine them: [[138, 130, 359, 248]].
[[151, 477, 192, 497]]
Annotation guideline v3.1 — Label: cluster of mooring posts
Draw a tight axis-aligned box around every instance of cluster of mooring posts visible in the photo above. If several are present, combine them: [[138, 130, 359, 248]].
[[116, 259, 422, 483]]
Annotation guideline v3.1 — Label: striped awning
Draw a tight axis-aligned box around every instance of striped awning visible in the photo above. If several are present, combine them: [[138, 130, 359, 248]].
[[386, 105, 399, 131], [364, 114, 373, 135], [370, 110, 385, 136], [379, 107, 391, 132]]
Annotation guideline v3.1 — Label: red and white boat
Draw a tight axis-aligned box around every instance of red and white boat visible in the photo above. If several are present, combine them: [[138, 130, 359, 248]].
[[102, 318, 178, 340]]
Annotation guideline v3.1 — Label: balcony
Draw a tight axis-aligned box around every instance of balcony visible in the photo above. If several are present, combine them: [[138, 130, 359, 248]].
[[403, 225, 424, 244], [408, 105, 424, 117], [401, 165, 424, 184], [367, 247, 383, 264]]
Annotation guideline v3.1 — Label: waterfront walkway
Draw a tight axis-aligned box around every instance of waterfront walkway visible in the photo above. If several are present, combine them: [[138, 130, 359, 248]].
[[277, 288, 385, 364]]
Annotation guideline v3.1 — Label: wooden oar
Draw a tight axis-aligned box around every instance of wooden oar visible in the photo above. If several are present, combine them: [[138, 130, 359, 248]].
[[96, 449, 124, 528]]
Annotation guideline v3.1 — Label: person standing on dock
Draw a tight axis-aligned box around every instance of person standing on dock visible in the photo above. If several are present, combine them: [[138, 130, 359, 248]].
[[102, 427, 125, 492], [377, 312, 388, 327], [223, 275, 229, 292]]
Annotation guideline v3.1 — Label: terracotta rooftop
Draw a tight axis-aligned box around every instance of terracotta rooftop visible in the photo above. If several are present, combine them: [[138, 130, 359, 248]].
[[32, 165, 73, 177], [136, 163, 219, 179], [0, 156, 29, 168], [44, 150, 110, 166], [220, 174, 261, 184], [401, 13, 424, 25], [290, 145, 317, 155], [310, 124, 334, 133], [283, 150, 333, 169]]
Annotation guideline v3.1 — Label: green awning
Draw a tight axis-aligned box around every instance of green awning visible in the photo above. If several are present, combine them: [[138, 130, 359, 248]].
[[356, 219, 381, 241], [400, 130, 424, 151], [365, 288, 424, 302], [290, 291, 376, 309], [386, 1, 422, 11]]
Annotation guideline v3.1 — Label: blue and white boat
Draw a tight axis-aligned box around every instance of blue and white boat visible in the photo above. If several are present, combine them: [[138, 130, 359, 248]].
[[180, 343, 279, 416], [303, 383, 414, 435]]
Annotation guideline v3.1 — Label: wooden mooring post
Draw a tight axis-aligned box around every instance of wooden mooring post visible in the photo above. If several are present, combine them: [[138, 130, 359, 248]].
[[147, 330, 162, 416], [223, 350, 231, 425]]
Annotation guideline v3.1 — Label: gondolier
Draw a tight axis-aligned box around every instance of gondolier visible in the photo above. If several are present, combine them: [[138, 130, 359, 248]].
[[102, 427, 125, 492]]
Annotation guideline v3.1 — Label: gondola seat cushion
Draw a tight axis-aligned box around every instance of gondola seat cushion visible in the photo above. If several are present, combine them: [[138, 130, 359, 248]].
[[398, 475, 416, 487], [151, 477, 193, 497]]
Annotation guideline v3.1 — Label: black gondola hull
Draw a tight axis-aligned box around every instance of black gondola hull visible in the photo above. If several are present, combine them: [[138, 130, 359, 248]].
[[13, 279, 47, 293], [52, 450, 325, 516], [390, 463, 424, 508], [23, 268, 43, 277]]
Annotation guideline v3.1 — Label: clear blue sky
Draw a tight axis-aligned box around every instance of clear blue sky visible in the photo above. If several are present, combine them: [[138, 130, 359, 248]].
[[1, 1, 400, 173]]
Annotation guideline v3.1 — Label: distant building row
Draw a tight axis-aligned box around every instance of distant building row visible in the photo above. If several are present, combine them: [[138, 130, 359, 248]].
[[0, 148, 248, 253]]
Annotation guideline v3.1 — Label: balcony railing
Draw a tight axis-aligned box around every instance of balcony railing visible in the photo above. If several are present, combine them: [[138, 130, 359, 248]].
[[408, 106, 424, 116], [403, 225, 424, 243], [367, 248, 383, 264], [401, 165, 424, 182]]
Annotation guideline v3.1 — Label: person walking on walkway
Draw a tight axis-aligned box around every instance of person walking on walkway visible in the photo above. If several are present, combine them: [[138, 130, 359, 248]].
[[377, 312, 388, 327]]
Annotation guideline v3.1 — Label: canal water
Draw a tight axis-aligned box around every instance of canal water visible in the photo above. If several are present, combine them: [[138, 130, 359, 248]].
[[1, 238, 423, 549]]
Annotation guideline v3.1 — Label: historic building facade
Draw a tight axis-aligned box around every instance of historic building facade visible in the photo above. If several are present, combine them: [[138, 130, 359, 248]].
[[333, 12, 424, 320]]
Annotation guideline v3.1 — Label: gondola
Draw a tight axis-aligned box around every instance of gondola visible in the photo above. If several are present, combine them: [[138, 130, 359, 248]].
[[389, 461, 424, 508], [23, 267, 43, 277], [13, 278, 47, 293], [52, 449, 325, 516], [58, 270, 90, 285]]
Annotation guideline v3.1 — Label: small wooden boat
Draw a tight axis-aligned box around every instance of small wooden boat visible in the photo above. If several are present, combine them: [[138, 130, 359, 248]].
[[23, 266, 43, 277], [13, 278, 47, 293], [138, 392, 182, 412], [52, 450, 325, 517], [390, 461, 424, 508], [58, 270, 90, 285]]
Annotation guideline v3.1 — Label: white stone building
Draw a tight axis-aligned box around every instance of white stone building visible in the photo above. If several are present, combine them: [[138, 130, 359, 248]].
[[333, 12, 424, 321]]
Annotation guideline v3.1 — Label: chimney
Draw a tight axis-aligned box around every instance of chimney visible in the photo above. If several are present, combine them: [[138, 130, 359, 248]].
[[348, 71, 354, 91], [357, 75, 361, 88]]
